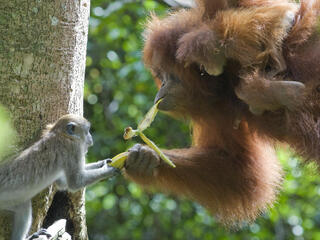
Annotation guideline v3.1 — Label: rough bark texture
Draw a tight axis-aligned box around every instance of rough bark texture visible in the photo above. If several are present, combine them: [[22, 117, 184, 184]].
[[0, 0, 90, 239]]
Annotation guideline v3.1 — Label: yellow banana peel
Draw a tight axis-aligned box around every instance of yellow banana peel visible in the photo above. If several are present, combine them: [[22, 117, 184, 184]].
[[123, 100, 176, 168], [137, 99, 161, 131], [109, 99, 175, 169], [109, 152, 129, 169]]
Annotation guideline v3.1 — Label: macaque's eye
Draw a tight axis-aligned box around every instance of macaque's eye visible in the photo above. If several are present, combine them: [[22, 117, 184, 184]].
[[66, 122, 76, 135], [316, 85, 320, 93]]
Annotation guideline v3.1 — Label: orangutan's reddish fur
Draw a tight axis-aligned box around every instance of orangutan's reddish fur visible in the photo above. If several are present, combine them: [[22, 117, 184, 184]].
[[177, 0, 298, 76], [127, 0, 320, 225], [250, 0, 320, 161]]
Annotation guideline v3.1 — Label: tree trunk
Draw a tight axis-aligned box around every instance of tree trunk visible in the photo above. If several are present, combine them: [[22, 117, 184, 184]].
[[0, 0, 90, 239]]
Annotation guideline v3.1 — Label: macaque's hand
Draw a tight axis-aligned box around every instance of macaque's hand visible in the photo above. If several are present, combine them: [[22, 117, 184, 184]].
[[27, 228, 51, 240], [97, 159, 108, 167], [125, 144, 161, 177], [98, 159, 119, 177]]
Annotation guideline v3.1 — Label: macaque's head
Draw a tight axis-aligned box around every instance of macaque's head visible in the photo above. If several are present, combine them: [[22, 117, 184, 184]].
[[47, 114, 93, 149]]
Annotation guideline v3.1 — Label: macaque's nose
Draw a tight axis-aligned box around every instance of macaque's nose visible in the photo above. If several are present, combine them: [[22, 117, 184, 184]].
[[87, 135, 93, 146]]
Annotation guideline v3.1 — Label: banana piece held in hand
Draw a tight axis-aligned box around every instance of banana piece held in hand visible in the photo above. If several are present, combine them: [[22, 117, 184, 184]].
[[109, 99, 175, 168]]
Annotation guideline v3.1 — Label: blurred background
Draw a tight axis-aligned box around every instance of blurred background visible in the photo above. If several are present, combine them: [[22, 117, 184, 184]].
[[82, 0, 320, 239]]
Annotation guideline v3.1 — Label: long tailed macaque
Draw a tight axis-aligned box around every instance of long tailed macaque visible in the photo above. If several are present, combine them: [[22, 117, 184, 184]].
[[0, 114, 116, 240]]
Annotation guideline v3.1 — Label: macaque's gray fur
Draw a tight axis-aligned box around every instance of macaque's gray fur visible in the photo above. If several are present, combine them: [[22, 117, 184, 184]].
[[0, 114, 116, 240]]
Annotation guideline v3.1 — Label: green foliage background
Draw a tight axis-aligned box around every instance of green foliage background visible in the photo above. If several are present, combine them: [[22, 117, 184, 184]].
[[84, 1, 320, 239]]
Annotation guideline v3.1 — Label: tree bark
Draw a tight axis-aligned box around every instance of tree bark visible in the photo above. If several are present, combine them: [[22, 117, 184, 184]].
[[0, 0, 90, 239]]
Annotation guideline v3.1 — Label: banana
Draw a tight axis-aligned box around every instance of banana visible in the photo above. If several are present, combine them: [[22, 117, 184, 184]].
[[123, 99, 176, 168], [110, 99, 175, 169], [108, 152, 129, 169]]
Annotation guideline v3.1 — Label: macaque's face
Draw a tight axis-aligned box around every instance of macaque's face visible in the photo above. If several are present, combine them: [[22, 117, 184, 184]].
[[153, 72, 186, 112], [84, 126, 93, 148], [65, 121, 93, 148]]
